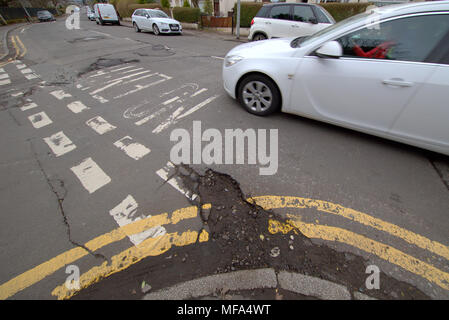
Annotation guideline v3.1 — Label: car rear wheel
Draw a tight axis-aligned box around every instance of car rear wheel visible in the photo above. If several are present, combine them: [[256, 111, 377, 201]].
[[153, 24, 160, 35], [252, 33, 267, 41], [134, 22, 140, 32], [238, 74, 280, 116]]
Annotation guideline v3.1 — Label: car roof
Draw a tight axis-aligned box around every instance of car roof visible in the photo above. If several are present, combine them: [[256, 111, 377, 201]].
[[372, 0, 449, 14]]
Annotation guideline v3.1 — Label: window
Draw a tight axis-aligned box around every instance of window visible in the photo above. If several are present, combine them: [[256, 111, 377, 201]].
[[336, 14, 449, 63], [256, 6, 270, 18], [292, 5, 315, 23], [269, 5, 291, 21], [314, 6, 331, 24]]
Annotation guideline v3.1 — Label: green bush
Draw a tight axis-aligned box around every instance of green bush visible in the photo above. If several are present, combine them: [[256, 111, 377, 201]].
[[117, 0, 140, 17], [183, 0, 190, 8], [173, 7, 200, 23], [160, 0, 170, 9], [233, 2, 263, 28], [319, 3, 373, 22]]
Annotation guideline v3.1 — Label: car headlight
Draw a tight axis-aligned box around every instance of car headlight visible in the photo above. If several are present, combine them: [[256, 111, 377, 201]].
[[160, 22, 169, 28], [224, 55, 244, 67]]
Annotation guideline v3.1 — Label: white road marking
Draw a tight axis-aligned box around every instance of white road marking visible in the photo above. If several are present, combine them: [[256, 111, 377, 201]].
[[113, 136, 150, 160], [91, 94, 108, 103], [176, 95, 219, 120], [28, 111, 52, 129], [0, 79, 11, 85], [20, 68, 33, 74], [87, 65, 135, 79], [0, 74, 9, 80], [71, 157, 111, 194], [50, 90, 72, 100], [109, 195, 166, 246], [67, 101, 89, 114], [152, 106, 185, 134], [16, 64, 26, 69], [162, 96, 180, 105], [0, 68, 4, 72], [25, 74, 38, 80], [122, 73, 157, 84], [86, 116, 116, 135], [90, 80, 122, 95], [156, 161, 198, 201], [20, 102, 38, 111], [43, 131, 76, 157], [113, 74, 172, 99], [104, 70, 152, 84], [11, 91, 23, 97], [211, 56, 225, 60], [190, 88, 207, 97]]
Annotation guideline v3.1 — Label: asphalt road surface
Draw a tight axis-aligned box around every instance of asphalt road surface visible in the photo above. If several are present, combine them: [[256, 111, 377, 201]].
[[0, 12, 448, 300]]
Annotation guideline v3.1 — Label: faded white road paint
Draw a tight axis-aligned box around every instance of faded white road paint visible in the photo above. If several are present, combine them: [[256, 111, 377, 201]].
[[109, 195, 166, 246], [25, 74, 38, 80], [86, 116, 116, 135], [0, 74, 9, 80], [190, 88, 207, 97], [162, 96, 180, 106], [113, 136, 150, 160], [20, 68, 32, 74], [50, 90, 72, 100], [90, 80, 122, 95], [156, 161, 198, 201], [0, 79, 11, 85], [152, 106, 185, 134], [92, 94, 108, 104], [16, 64, 26, 69], [28, 111, 52, 129], [113, 74, 172, 99], [71, 157, 111, 194], [20, 102, 38, 111], [67, 101, 89, 114], [11, 91, 23, 97], [43, 131, 76, 157]]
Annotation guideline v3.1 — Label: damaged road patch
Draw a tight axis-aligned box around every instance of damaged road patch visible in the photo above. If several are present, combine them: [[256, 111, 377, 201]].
[[65, 167, 431, 300]]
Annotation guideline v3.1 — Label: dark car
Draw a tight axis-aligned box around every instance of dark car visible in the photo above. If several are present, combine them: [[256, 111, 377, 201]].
[[37, 10, 55, 22]]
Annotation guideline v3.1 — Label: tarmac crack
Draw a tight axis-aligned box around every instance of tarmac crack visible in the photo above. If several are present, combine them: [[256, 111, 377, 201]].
[[28, 140, 109, 263]]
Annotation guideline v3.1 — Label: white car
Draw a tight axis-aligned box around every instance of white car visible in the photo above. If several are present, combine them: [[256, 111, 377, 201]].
[[132, 9, 182, 35], [87, 8, 95, 21], [94, 3, 120, 25], [223, 1, 449, 156], [249, 3, 335, 41]]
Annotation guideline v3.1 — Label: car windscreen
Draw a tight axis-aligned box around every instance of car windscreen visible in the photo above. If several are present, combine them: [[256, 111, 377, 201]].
[[291, 11, 372, 48], [150, 10, 169, 18], [37, 11, 51, 16]]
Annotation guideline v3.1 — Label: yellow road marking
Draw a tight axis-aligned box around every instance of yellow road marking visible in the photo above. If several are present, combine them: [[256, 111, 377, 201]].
[[52, 229, 209, 300], [10, 36, 20, 60], [250, 195, 449, 261], [269, 218, 449, 291], [0, 205, 205, 300], [15, 36, 27, 58]]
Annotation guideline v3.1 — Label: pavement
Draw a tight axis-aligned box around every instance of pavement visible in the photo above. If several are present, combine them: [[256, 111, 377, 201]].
[[0, 9, 448, 301]]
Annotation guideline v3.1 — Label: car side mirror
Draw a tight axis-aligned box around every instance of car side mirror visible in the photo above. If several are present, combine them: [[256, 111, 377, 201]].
[[309, 17, 318, 24], [315, 41, 343, 59]]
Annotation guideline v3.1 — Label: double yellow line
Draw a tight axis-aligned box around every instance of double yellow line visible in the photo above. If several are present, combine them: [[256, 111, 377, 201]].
[[0, 35, 26, 67], [0, 196, 448, 300]]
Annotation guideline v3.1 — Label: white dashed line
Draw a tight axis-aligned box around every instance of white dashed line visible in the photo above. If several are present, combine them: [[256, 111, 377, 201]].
[[156, 161, 198, 201], [109, 195, 166, 246], [43, 131, 76, 157], [20, 102, 38, 111], [28, 111, 52, 128], [67, 101, 89, 114], [86, 116, 116, 135], [71, 157, 111, 194], [50, 90, 72, 100], [113, 136, 151, 160]]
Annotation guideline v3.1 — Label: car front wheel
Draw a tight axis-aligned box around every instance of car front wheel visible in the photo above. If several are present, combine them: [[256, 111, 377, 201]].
[[153, 24, 160, 35], [238, 74, 281, 116], [134, 22, 140, 32], [252, 33, 267, 41]]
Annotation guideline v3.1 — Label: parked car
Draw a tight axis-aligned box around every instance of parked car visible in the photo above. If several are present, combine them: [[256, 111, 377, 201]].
[[223, 1, 449, 156], [87, 7, 95, 21], [132, 9, 182, 35], [94, 3, 120, 25], [37, 10, 55, 22], [248, 3, 335, 41]]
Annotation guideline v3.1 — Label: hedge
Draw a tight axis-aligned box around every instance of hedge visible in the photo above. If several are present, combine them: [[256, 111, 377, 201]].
[[319, 3, 373, 22], [117, 0, 140, 17], [233, 2, 262, 28], [173, 7, 201, 23]]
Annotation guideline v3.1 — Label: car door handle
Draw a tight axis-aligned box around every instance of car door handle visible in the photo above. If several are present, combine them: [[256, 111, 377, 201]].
[[265, 22, 271, 24], [382, 79, 414, 87]]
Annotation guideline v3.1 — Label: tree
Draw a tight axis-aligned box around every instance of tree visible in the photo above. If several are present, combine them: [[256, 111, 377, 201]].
[[203, 0, 212, 16], [160, 0, 170, 9], [182, 0, 190, 8]]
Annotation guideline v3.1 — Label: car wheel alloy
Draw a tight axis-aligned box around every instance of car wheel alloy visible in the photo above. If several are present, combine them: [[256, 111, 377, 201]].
[[153, 24, 160, 35], [253, 33, 267, 41], [134, 22, 141, 32], [238, 75, 280, 116]]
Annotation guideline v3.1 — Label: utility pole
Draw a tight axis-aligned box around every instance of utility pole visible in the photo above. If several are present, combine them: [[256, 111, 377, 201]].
[[236, 0, 241, 39], [19, 0, 32, 23]]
